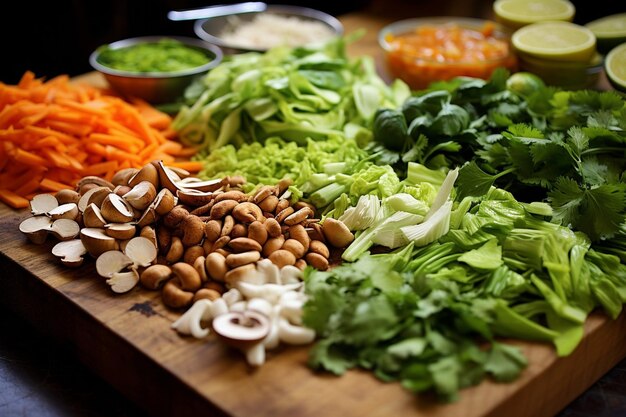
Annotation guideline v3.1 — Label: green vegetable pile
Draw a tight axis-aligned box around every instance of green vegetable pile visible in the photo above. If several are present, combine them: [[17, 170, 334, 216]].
[[97, 38, 211, 73], [370, 69, 626, 242], [173, 36, 408, 152], [171, 36, 626, 401], [304, 186, 626, 401]]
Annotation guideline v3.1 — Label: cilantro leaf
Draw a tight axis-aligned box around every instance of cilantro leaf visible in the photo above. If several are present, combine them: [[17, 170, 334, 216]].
[[548, 177, 585, 228], [566, 126, 589, 157], [308, 339, 355, 375], [484, 342, 527, 382], [578, 184, 626, 240], [456, 161, 514, 200], [549, 179, 626, 240]]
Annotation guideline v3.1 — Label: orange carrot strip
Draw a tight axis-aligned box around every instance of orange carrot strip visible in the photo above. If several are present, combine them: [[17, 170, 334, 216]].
[[149, 153, 176, 164], [13, 177, 42, 196], [64, 153, 84, 172], [168, 161, 205, 173], [13, 148, 49, 167], [7, 168, 45, 191], [0, 71, 185, 199], [55, 98, 109, 117], [40, 178, 73, 192], [160, 127, 178, 140], [170, 144, 201, 158], [0, 188, 30, 208], [82, 160, 119, 176], [45, 168, 78, 185], [118, 159, 132, 170], [155, 141, 184, 156], [23, 125, 78, 144], [46, 108, 95, 124], [105, 146, 142, 164], [45, 119, 92, 136], [89, 133, 141, 153], [138, 143, 159, 161], [17, 71, 37, 89], [132, 99, 172, 130], [41, 148, 71, 169], [84, 142, 108, 157]]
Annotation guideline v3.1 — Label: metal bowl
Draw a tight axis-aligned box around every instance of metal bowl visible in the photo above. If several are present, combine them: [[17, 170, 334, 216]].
[[89, 36, 223, 104], [193, 5, 343, 54]]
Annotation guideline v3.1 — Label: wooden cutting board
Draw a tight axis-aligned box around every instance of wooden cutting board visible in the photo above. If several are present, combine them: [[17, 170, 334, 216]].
[[3, 202, 626, 417], [0, 7, 623, 416]]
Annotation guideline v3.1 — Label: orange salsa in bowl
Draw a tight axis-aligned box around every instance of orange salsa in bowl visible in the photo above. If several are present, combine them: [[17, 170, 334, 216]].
[[379, 18, 517, 89]]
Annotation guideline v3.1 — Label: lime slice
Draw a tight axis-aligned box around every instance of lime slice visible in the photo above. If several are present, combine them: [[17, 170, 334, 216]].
[[605, 43, 626, 92], [512, 21, 597, 62], [585, 13, 626, 54], [493, 0, 575, 29]]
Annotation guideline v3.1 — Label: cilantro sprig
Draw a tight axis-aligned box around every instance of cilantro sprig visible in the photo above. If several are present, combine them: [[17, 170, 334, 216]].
[[372, 69, 626, 241]]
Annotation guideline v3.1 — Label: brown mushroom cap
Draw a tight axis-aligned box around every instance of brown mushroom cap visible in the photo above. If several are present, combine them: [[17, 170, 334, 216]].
[[212, 310, 271, 350]]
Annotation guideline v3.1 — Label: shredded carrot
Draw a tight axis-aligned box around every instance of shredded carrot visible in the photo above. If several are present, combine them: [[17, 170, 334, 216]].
[[168, 160, 205, 173], [82, 160, 119, 176], [40, 178, 74, 192], [0, 188, 30, 208], [0, 71, 198, 208], [13, 148, 48, 167]]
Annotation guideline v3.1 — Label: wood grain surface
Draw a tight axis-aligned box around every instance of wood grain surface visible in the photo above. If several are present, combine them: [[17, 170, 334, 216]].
[[0, 7, 622, 417], [3, 201, 626, 417]]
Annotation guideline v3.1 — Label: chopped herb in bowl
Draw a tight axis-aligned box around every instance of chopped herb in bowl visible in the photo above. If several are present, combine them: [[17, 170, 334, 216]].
[[96, 38, 212, 73]]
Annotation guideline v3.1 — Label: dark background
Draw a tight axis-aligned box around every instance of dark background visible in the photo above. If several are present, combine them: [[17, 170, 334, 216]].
[[2, 0, 621, 84]]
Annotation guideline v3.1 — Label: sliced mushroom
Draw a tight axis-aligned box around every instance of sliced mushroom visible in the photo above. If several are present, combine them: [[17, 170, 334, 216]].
[[106, 270, 140, 294], [51, 239, 87, 267], [77, 186, 111, 212], [83, 203, 107, 228], [122, 181, 157, 210], [77, 176, 115, 192], [104, 222, 137, 240], [54, 189, 80, 205], [128, 163, 159, 188], [150, 188, 176, 216], [29, 194, 58, 215], [177, 189, 215, 207], [212, 310, 271, 351], [100, 194, 134, 223], [19, 216, 53, 244], [49, 219, 80, 241], [277, 316, 315, 345], [171, 299, 214, 338], [111, 167, 139, 186], [124, 237, 157, 267], [178, 178, 224, 193], [96, 250, 134, 277], [80, 228, 119, 257], [155, 161, 183, 194]]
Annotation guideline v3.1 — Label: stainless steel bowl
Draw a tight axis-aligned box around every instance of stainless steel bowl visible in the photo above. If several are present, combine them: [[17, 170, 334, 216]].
[[193, 5, 343, 54], [89, 36, 223, 104]]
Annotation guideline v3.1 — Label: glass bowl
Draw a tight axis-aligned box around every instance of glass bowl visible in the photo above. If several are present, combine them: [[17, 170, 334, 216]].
[[379, 17, 518, 90], [89, 36, 223, 104]]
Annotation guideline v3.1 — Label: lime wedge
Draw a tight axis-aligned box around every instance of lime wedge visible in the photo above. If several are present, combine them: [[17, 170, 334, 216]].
[[512, 21, 597, 62], [605, 43, 626, 92], [493, 0, 575, 29], [585, 13, 626, 54]]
